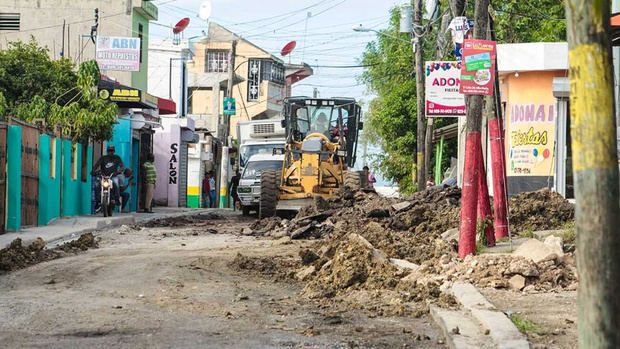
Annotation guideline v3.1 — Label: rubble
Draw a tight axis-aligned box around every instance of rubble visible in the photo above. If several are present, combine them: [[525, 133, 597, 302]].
[[508, 188, 574, 234], [513, 238, 564, 263]]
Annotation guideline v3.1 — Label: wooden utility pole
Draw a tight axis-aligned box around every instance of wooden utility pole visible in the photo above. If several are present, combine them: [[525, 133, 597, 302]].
[[414, 0, 426, 191], [458, 0, 489, 258], [564, 1, 620, 347], [218, 40, 237, 208]]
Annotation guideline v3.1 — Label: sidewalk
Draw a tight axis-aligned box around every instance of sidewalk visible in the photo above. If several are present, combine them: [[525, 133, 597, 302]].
[[0, 207, 226, 249]]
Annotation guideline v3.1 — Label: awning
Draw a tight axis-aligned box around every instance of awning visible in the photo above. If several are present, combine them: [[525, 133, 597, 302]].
[[612, 13, 620, 45], [98, 79, 158, 109], [285, 63, 314, 84], [158, 97, 176, 115]]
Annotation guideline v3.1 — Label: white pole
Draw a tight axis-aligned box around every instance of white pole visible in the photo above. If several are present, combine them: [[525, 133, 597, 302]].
[[219, 146, 229, 208]]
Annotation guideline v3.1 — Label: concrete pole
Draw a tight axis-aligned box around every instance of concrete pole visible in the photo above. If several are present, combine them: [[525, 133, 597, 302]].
[[219, 40, 237, 208], [565, 0, 620, 347], [218, 146, 228, 208]]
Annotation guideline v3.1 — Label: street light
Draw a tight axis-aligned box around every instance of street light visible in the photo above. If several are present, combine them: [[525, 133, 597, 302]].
[[352, 24, 413, 45]]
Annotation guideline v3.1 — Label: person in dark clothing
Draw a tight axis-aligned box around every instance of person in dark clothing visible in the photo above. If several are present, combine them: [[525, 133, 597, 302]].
[[230, 171, 241, 210], [92, 145, 124, 204], [202, 172, 211, 208]]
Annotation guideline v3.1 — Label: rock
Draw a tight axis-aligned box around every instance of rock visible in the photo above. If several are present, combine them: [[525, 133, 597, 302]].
[[441, 228, 459, 242], [523, 285, 536, 293], [299, 249, 320, 265], [389, 258, 420, 271], [543, 235, 564, 258], [321, 259, 333, 270], [366, 208, 390, 218], [439, 254, 451, 265], [348, 233, 387, 262], [506, 258, 540, 277], [508, 274, 526, 291], [296, 266, 316, 281], [291, 225, 314, 239], [391, 201, 413, 213], [513, 238, 560, 263], [533, 229, 564, 240]]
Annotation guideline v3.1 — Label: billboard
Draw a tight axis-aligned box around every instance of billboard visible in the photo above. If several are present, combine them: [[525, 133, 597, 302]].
[[96, 36, 141, 72], [459, 39, 496, 96], [425, 61, 465, 117]]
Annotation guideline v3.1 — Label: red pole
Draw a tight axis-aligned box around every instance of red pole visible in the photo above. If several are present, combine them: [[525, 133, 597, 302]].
[[488, 117, 509, 238], [459, 132, 481, 258], [477, 145, 495, 246]]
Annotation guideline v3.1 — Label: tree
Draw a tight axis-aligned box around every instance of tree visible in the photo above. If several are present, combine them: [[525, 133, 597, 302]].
[[0, 40, 117, 143], [564, 0, 620, 347]]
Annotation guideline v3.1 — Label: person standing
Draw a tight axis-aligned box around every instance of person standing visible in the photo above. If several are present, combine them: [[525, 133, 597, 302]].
[[143, 154, 157, 213], [363, 166, 376, 188], [209, 172, 216, 208], [202, 172, 211, 208], [117, 168, 134, 213], [230, 170, 241, 210]]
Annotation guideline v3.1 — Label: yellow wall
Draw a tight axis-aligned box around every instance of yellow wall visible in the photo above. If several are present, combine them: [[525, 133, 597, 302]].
[[503, 71, 566, 177]]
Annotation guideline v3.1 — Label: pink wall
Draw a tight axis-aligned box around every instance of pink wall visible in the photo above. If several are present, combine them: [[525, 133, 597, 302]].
[[154, 121, 181, 207]]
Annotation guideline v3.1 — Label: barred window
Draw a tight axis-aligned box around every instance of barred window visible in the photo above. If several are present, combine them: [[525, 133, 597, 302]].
[[206, 50, 229, 72]]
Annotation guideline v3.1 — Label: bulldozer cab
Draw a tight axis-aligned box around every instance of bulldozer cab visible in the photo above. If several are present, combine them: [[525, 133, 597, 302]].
[[283, 97, 362, 167]]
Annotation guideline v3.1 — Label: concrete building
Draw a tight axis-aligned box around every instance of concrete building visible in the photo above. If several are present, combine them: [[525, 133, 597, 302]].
[[0, 0, 158, 90], [148, 38, 192, 116]]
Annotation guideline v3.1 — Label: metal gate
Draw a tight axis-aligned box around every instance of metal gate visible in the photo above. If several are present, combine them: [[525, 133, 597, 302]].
[[19, 121, 39, 227], [178, 142, 188, 207], [0, 123, 7, 233]]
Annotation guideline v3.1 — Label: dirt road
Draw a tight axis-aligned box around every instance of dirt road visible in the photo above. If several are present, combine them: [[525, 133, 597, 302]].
[[0, 212, 445, 348]]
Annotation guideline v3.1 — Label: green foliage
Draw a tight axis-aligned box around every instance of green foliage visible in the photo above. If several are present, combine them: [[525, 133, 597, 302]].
[[0, 39, 117, 142], [509, 314, 546, 335], [493, 1, 566, 43]]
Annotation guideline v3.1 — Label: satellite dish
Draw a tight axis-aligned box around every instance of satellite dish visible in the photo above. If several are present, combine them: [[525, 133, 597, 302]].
[[281, 41, 297, 56], [199, 1, 212, 20], [173, 17, 190, 34]]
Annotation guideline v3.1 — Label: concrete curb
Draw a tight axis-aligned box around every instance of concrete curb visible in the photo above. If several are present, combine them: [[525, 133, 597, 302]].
[[449, 282, 530, 349], [430, 305, 492, 349]]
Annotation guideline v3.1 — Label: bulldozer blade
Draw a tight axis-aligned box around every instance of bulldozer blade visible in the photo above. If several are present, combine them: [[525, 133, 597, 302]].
[[276, 199, 313, 212]]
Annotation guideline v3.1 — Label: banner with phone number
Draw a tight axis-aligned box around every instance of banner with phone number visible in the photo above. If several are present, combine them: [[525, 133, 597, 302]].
[[459, 39, 496, 96]]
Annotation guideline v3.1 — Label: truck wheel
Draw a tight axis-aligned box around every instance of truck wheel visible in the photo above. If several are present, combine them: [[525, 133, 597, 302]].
[[259, 170, 278, 219], [344, 171, 361, 190], [242, 206, 251, 216]]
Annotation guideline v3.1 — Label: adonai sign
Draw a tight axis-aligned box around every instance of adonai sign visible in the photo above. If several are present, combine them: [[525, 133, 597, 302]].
[[425, 61, 465, 117], [96, 36, 141, 72]]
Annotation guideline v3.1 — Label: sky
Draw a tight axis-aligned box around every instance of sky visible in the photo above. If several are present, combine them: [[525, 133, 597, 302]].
[[149, 0, 400, 103], [150, 0, 399, 185]]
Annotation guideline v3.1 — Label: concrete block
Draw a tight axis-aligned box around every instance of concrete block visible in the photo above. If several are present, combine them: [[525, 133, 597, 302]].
[[451, 282, 495, 310], [513, 238, 561, 263], [430, 306, 494, 349], [389, 258, 420, 271], [508, 275, 526, 291], [471, 309, 527, 344]]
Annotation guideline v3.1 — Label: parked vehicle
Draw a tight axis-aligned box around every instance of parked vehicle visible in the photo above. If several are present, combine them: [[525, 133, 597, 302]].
[[236, 153, 284, 215], [237, 119, 286, 172]]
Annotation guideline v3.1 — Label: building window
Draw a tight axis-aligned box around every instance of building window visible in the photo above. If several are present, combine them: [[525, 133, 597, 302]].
[[138, 23, 144, 63], [247, 59, 261, 102], [261, 60, 285, 85], [206, 50, 229, 72], [0, 13, 20, 31]]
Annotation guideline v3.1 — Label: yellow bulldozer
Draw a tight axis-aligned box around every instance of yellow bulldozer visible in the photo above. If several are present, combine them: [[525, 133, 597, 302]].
[[259, 97, 364, 218]]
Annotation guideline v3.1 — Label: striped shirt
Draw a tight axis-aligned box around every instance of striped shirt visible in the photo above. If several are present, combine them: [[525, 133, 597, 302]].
[[144, 161, 157, 184]]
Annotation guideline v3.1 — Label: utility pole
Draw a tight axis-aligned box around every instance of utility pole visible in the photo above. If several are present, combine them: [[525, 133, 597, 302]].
[[458, 0, 489, 258], [564, 1, 620, 347], [413, 0, 426, 191], [219, 40, 237, 208]]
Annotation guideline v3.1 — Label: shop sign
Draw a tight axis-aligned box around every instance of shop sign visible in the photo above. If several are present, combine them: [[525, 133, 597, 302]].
[[459, 39, 496, 96], [96, 36, 141, 72], [99, 88, 140, 102], [425, 61, 465, 117], [508, 103, 555, 176], [223, 97, 236, 116]]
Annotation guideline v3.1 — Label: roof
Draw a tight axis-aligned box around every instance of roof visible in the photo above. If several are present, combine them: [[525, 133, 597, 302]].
[[246, 153, 285, 162], [497, 42, 568, 72], [208, 22, 282, 63]]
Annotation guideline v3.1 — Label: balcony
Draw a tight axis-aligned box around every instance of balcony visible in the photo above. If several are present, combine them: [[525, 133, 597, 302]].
[[135, 0, 158, 21]]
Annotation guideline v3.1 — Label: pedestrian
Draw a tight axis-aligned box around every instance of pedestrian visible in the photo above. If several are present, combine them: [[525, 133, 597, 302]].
[[363, 166, 376, 188], [230, 170, 241, 210], [202, 172, 211, 208], [426, 176, 435, 188], [118, 168, 134, 213], [143, 153, 157, 213], [209, 172, 216, 208]]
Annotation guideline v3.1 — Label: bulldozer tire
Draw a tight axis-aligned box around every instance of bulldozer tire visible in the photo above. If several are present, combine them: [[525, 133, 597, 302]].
[[259, 170, 278, 219], [344, 171, 361, 190]]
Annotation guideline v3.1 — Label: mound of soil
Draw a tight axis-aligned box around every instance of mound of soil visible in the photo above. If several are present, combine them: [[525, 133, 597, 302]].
[[0, 233, 98, 274], [139, 212, 224, 228], [509, 189, 574, 234], [230, 253, 298, 282]]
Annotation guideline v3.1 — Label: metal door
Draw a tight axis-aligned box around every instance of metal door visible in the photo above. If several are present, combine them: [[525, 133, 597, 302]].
[[0, 123, 6, 233], [179, 142, 188, 207], [19, 121, 39, 227]]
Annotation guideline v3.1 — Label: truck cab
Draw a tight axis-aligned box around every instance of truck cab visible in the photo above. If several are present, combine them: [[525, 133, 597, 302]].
[[236, 153, 284, 215], [237, 119, 286, 172]]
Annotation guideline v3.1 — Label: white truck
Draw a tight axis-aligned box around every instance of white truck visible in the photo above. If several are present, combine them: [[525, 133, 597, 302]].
[[236, 118, 286, 172], [236, 153, 284, 215]]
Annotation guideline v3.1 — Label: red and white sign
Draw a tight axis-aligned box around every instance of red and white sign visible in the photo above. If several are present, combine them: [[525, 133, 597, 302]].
[[459, 39, 496, 96], [425, 61, 465, 117]]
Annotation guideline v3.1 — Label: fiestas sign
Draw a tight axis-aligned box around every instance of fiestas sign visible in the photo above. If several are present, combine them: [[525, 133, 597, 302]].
[[425, 61, 465, 117], [459, 39, 496, 96], [96, 36, 141, 72]]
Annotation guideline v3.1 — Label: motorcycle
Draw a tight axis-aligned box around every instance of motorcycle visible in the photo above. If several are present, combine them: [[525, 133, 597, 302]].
[[93, 171, 116, 217]]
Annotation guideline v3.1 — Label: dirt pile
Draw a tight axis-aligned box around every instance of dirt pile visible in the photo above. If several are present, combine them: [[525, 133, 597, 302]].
[[509, 188, 574, 234], [230, 253, 299, 282], [0, 233, 98, 274], [139, 212, 224, 228]]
